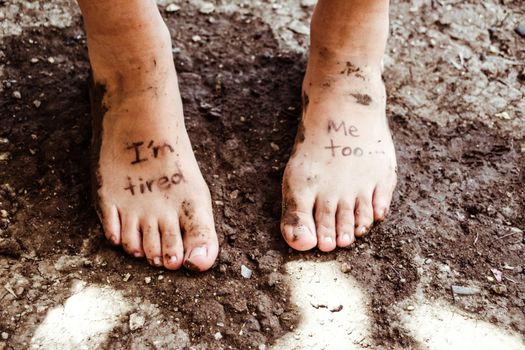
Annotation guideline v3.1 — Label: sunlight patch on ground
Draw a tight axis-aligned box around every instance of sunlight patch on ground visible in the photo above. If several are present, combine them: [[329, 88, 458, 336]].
[[403, 301, 525, 350], [30, 281, 131, 349], [272, 260, 371, 350]]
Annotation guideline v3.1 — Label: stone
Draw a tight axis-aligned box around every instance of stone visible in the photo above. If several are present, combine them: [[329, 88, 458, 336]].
[[33, 100, 41, 108], [214, 332, 222, 340], [515, 23, 525, 38], [129, 313, 145, 331], [288, 20, 309, 35], [245, 317, 261, 332], [145, 277, 152, 284], [340, 262, 351, 273], [165, 4, 180, 12], [241, 265, 252, 279], [12, 91, 21, 99], [300, 0, 317, 7], [451, 285, 480, 296], [199, 2, 215, 14], [491, 284, 507, 295], [1, 333, 8, 340]]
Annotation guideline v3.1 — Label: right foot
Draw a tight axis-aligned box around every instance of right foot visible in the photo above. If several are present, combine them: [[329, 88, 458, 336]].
[[87, 11, 218, 271]]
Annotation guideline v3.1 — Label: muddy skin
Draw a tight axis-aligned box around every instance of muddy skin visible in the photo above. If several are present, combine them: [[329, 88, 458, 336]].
[[183, 259, 203, 272], [281, 180, 300, 228], [89, 79, 108, 220], [289, 91, 309, 158], [340, 61, 365, 80], [350, 93, 372, 106], [181, 200, 194, 220]]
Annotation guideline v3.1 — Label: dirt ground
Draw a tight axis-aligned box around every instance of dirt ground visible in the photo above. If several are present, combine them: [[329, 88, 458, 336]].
[[0, 0, 524, 349]]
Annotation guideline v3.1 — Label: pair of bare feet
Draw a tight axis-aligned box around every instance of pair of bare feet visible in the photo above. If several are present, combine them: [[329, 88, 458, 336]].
[[82, 0, 396, 272]]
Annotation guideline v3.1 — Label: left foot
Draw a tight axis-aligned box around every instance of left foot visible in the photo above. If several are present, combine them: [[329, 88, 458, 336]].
[[281, 51, 397, 252]]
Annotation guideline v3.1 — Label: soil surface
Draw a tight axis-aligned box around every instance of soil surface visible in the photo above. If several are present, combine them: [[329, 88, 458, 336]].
[[1, 1, 524, 349]]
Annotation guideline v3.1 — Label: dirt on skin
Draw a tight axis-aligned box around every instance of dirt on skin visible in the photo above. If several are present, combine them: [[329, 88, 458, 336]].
[[0, 1, 524, 349]]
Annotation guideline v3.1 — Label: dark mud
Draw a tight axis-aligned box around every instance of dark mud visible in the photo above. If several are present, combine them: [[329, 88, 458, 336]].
[[0, 2, 524, 349]]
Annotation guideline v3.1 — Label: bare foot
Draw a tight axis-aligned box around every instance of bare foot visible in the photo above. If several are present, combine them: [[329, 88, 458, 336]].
[[86, 5, 218, 270], [281, 54, 397, 252]]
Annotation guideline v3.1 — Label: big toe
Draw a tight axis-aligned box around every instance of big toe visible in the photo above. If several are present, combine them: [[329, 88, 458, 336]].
[[281, 188, 317, 251], [180, 200, 218, 272]]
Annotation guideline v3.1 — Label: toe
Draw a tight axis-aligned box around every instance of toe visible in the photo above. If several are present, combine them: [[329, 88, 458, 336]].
[[314, 197, 337, 252], [121, 214, 144, 258], [180, 199, 219, 272], [141, 218, 163, 267], [336, 199, 355, 247], [281, 186, 317, 251], [99, 203, 121, 245], [354, 195, 374, 237], [372, 181, 395, 222], [160, 218, 183, 270]]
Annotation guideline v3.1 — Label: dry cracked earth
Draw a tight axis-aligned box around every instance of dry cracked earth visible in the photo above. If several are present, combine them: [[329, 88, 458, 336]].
[[0, 0, 524, 349]]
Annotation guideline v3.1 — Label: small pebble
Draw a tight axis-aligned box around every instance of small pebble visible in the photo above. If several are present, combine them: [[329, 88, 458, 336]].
[[30, 57, 39, 63], [1, 332, 8, 340], [33, 100, 41, 108], [12, 91, 21, 99], [451, 285, 480, 296], [491, 284, 507, 295], [129, 313, 145, 331], [158, 275, 164, 281], [145, 276, 152, 284], [406, 305, 415, 311], [340, 262, 351, 273], [47, 57, 55, 64], [192, 35, 202, 42], [0, 210, 7, 218], [300, 0, 316, 7], [241, 264, 253, 279], [214, 332, 222, 340], [270, 142, 280, 151], [515, 23, 525, 39], [199, 2, 215, 14], [123, 273, 131, 282], [219, 264, 227, 273], [0, 153, 11, 162], [0, 138, 8, 144], [165, 3, 180, 12], [495, 111, 511, 120]]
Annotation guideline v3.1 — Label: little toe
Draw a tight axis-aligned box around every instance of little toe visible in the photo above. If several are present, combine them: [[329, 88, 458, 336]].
[[281, 191, 317, 251], [373, 183, 394, 222], [354, 195, 374, 238], [314, 197, 337, 252], [99, 203, 121, 245], [141, 219, 163, 267], [160, 218, 184, 270], [121, 214, 144, 258], [336, 200, 355, 247], [180, 201, 219, 272]]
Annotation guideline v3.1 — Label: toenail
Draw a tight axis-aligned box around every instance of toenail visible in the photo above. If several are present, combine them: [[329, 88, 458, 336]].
[[291, 226, 313, 241], [153, 256, 162, 266], [168, 256, 177, 264], [357, 226, 367, 235], [189, 246, 207, 259], [378, 208, 386, 220], [133, 251, 144, 258], [342, 234, 351, 243], [324, 236, 334, 244]]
